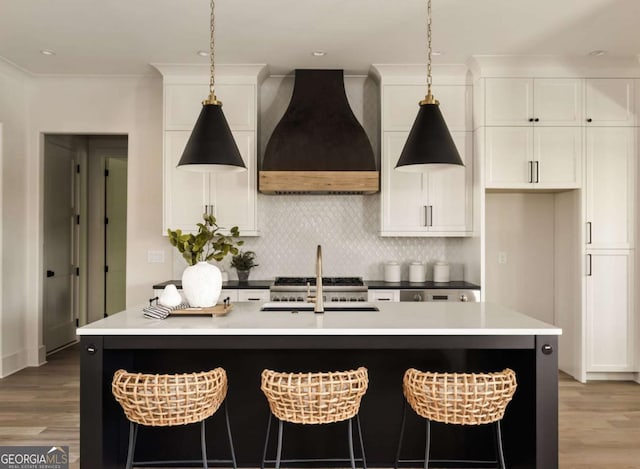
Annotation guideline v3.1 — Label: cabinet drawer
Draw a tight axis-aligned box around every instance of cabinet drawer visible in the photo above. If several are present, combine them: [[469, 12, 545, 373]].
[[368, 289, 400, 302], [237, 289, 270, 302]]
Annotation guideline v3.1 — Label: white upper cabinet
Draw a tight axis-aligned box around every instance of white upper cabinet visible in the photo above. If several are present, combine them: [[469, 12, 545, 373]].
[[382, 84, 471, 131], [485, 78, 583, 126], [381, 131, 472, 236], [165, 84, 256, 131], [585, 126, 635, 249], [485, 126, 582, 189], [157, 64, 265, 236], [585, 79, 635, 126]]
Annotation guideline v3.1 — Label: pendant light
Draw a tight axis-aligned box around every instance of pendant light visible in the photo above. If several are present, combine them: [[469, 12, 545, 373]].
[[395, 0, 463, 172], [177, 0, 246, 172]]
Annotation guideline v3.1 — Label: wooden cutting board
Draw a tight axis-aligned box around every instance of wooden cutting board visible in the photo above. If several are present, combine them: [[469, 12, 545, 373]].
[[171, 304, 233, 317]]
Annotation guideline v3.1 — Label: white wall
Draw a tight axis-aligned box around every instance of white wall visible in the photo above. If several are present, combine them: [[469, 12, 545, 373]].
[[23, 74, 170, 367], [0, 59, 31, 377]]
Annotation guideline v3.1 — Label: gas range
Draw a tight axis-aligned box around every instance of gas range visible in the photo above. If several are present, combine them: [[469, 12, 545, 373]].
[[270, 277, 368, 303]]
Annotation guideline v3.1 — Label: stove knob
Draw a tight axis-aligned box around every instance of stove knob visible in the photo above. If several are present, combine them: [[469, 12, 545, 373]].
[[357, 297, 365, 302], [331, 297, 338, 302], [349, 298, 357, 302], [413, 293, 423, 302], [339, 297, 347, 302], [273, 297, 281, 302], [288, 296, 296, 302], [296, 296, 304, 302]]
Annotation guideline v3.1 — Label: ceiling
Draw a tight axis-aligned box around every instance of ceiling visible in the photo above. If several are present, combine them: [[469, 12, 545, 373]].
[[0, 0, 639, 76]]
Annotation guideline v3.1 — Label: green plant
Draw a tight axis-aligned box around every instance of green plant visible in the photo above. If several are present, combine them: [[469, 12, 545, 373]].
[[230, 250, 259, 271], [167, 213, 243, 266]]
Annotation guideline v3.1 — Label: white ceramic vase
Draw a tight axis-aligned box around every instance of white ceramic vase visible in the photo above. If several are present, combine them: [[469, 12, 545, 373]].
[[181, 261, 222, 307]]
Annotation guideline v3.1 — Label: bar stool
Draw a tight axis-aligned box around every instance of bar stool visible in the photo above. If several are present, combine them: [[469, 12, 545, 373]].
[[260, 367, 369, 469], [395, 368, 517, 469], [112, 368, 237, 469]]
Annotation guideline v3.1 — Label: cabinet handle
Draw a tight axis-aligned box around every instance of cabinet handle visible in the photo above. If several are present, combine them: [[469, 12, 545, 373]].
[[586, 222, 592, 244], [428, 205, 433, 227], [534, 118, 540, 122], [587, 254, 592, 276], [204, 205, 209, 216], [528, 118, 534, 122], [528, 161, 534, 183], [424, 206, 428, 227], [586, 118, 593, 123], [535, 161, 540, 183], [211, 204, 215, 216]]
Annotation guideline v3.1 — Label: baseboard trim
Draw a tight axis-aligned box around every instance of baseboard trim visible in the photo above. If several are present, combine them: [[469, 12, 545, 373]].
[[1, 348, 28, 378], [26, 345, 47, 367], [586, 371, 638, 382]]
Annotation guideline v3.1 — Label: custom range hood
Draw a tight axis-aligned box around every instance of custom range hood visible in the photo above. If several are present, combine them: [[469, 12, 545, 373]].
[[259, 69, 379, 194]]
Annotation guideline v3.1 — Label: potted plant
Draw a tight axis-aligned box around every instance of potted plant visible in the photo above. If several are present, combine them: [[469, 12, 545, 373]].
[[230, 250, 259, 282], [167, 213, 243, 307]]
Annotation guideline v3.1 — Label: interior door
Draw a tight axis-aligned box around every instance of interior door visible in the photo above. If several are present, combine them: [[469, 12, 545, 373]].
[[105, 157, 127, 316], [44, 137, 77, 352]]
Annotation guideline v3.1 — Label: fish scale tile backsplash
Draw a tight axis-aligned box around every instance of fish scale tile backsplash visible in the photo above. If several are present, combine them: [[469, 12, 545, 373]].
[[173, 193, 467, 281]]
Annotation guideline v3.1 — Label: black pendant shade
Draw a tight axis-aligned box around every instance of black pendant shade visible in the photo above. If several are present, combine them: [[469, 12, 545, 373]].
[[395, 102, 464, 172], [177, 103, 246, 172]]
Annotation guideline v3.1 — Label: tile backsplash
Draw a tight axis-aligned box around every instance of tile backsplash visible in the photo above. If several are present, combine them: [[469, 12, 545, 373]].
[[172, 193, 467, 281]]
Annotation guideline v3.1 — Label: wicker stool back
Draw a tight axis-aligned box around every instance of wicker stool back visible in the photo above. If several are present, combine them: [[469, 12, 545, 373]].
[[112, 368, 227, 427], [403, 368, 517, 425], [261, 367, 369, 425]]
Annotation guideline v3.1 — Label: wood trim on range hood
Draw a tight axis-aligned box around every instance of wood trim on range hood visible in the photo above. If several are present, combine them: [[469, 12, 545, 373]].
[[259, 171, 379, 195]]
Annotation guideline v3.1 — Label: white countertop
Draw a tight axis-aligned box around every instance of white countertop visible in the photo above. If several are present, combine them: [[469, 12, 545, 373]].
[[77, 301, 562, 336]]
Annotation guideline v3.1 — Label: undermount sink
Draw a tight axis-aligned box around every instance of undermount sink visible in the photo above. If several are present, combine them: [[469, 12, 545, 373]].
[[260, 302, 379, 312]]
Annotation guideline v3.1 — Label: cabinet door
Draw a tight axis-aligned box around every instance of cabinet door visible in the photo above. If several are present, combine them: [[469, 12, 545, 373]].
[[585, 127, 635, 249], [382, 85, 471, 131], [210, 131, 258, 235], [485, 78, 533, 126], [534, 79, 583, 126], [586, 251, 634, 372], [165, 84, 256, 131], [380, 132, 427, 234], [427, 132, 472, 232], [534, 127, 582, 189], [163, 131, 209, 233], [585, 79, 635, 126], [485, 127, 534, 188]]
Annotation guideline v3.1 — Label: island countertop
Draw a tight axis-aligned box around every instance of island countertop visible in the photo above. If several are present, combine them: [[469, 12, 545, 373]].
[[77, 301, 561, 336]]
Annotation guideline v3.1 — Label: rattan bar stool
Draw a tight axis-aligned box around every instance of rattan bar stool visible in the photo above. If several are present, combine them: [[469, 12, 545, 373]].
[[260, 367, 369, 469], [394, 368, 517, 469], [112, 368, 237, 469]]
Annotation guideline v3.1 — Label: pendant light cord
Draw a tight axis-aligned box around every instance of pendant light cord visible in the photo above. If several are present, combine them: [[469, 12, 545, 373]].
[[205, 0, 221, 105], [421, 0, 438, 105]]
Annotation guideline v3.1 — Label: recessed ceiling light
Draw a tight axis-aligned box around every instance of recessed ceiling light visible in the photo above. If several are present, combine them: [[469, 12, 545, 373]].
[[197, 50, 209, 57], [311, 51, 327, 57], [588, 50, 607, 57], [40, 49, 56, 56]]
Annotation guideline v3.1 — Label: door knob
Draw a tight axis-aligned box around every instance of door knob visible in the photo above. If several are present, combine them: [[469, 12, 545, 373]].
[[46, 270, 55, 278]]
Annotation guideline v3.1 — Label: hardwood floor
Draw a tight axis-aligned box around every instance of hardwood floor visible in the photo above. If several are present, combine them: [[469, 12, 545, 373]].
[[0, 345, 639, 468]]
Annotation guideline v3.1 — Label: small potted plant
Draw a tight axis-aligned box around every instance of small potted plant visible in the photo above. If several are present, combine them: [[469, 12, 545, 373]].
[[230, 250, 259, 282], [167, 213, 243, 307]]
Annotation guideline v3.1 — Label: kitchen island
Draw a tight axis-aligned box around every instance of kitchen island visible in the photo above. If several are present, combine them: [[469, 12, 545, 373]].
[[78, 302, 560, 469]]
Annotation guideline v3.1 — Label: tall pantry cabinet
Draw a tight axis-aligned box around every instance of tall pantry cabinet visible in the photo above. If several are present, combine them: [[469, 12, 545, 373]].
[[154, 64, 267, 236], [476, 67, 637, 382]]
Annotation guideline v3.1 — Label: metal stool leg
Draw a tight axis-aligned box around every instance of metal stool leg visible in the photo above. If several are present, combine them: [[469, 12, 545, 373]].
[[200, 420, 208, 469], [495, 420, 506, 469], [356, 414, 367, 469], [394, 399, 408, 469], [424, 419, 431, 469], [261, 414, 273, 469], [348, 418, 356, 469], [224, 401, 238, 469], [125, 421, 138, 469], [275, 419, 284, 469]]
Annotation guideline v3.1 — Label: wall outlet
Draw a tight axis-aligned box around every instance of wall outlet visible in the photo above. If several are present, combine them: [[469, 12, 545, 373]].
[[498, 251, 507, 265], [147, 250, 165, 263]]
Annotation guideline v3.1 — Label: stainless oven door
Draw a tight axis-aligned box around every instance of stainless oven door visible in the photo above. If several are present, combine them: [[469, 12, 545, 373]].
[[399, 289, 480, 302]]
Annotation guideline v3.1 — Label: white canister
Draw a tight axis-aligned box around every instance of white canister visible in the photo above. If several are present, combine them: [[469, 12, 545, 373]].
[[433, 262, 450, 283], [409, 262, 426, 283], [384, 261, 401, 283]]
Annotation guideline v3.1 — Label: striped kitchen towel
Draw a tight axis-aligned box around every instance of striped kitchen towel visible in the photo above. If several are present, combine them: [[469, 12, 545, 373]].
[[143, 302, 190, 319]]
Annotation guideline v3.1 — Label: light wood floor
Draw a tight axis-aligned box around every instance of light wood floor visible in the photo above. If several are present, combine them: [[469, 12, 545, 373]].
[[1, 344, 639, 468]]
